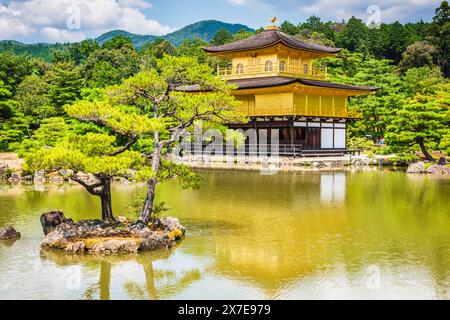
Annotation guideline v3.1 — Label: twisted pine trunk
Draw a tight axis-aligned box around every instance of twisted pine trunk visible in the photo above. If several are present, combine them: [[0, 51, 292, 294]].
[[71, 174, 116, 223], [100, 179, 115, 223], [416, 137, 435, 162], [138, 146, 161, 226]]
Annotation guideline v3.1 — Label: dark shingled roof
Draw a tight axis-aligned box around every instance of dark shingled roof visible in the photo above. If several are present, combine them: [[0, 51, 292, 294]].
[[177, 76, 379, 92], [204, 29, 342, 54]]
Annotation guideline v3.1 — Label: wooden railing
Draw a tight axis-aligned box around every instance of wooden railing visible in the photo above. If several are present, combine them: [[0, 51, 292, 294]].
[[217, 62, 327, 80], [194, 144, 349, 158]]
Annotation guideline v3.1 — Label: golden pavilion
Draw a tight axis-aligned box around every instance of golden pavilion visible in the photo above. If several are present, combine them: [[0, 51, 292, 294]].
[[184, 21, 377, 155]]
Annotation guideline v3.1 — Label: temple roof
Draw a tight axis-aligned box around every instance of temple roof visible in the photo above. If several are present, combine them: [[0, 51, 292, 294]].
[[177, 76, 379, 93], [203, 29, 342, 54]]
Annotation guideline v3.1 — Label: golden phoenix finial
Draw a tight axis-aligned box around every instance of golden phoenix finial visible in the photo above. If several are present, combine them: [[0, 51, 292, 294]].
[[270, 16, 279, 24]]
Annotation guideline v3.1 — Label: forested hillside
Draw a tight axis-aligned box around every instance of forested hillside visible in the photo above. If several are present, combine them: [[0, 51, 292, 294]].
[[0, 20, 254, 60], [0, 2, 449, 162]]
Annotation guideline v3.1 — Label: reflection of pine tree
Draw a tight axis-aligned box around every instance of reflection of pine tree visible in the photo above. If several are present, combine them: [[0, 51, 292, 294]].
[[85, 261, 111, 300], [123, 259, 201, 300]]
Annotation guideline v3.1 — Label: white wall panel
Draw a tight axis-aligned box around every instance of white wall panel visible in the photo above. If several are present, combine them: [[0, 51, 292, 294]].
[[321, 128, 334, 149], [334, 129, 346, 149]]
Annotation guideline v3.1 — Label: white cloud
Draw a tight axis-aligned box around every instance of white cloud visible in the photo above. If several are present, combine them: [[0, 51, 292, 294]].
[[0, 0, 174, 43], [303, 0, 438, 23], [228, 0, 249, 5], [242, 0, 438, 24]]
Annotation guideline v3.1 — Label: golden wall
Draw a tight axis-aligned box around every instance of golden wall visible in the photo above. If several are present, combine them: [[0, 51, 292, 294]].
[[235, 92, 351, 118]]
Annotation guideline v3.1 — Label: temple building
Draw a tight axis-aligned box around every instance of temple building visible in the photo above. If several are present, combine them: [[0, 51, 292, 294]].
[[183, 21, 377, 155]]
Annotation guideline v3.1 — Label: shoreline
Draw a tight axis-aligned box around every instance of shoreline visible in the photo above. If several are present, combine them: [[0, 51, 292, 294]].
[[2, 153, 449, 184]]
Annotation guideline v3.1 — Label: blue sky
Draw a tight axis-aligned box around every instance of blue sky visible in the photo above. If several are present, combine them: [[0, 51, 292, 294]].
[[0, 0, 441, 43]]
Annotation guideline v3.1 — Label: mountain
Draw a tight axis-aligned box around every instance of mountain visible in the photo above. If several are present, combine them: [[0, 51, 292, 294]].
[[96, 20, 254, 48], [164, 20, 254, 46], [0, 20, 254, 59], [96, 30, 158, 48], [0, 40, 67, 60]]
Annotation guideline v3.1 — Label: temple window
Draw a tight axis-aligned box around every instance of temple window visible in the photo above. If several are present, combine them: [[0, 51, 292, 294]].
[[236, 63, 244, 74], [279, 60, 286, 72], [303, 64, 309, 75], [265, 60, 273, 72]]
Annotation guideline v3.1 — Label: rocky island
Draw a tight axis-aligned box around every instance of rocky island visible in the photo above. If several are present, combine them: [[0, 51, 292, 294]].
[[40, 211, 185, 254]]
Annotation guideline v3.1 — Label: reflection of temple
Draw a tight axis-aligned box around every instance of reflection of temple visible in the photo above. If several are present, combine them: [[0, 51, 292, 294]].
[[181, 21, 377, 155], [320, 173, 346, 204]]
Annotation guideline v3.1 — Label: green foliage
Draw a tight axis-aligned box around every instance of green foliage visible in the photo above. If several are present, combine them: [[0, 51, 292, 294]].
[[17, 117, 70, 156], [0, 116, 30, 152], [210, 28, 234, 46], [65, 100, 162, 136], [390, 153, 420, 166], [0, 80, 18, 120], [327, 51, 404, 139], [336, 17, 369, 53], [427, 1, 450, 76], [347, 136, 376, 152], [159, 160, 203, 190], [15, 75, 55, 127], [177, 38, 211, 64], [0, 51, 34, 94], [233, 29, 255, 42], [80, 43, 139, 88], [0, 80, 30, 151], [25, 136, 148, 178], [128, 195, 170, 219], [280, 21, 299, 35], [439, 133, 450, 156], [102, 35, 135, 51], [385, 78, 450, 158], [398, 41, 438, 73], [45, 63, 82, 110]]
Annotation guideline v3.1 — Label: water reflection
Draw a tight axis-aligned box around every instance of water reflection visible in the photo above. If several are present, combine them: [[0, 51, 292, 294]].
[[320, 173, 346, 204], [40, 249, 202, 300], [0, 169, 449, 299]]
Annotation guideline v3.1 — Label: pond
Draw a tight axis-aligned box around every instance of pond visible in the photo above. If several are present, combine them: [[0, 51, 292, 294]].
[[0, 169, 449, 300]]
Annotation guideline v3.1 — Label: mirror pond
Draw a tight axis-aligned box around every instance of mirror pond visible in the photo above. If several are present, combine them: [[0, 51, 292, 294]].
[[0, 169, 449, 300]]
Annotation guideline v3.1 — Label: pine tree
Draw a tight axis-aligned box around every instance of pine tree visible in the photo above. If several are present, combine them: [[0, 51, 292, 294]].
[[106, 56, 246, 226], [25, 99, 157, 222]]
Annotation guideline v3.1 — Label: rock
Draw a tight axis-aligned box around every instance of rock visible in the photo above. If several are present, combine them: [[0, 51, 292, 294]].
[[351, 156, 371, 167], [33, 176, 46, 184], [65, 241, 86, 253], [23, 175, 34, 181], [116, 216, 132, 224], [41, 223, 83, 249], [35, 170, 45, 177], [159, 217, 186, 234], [8, 172, 22, 182], [76, 172, 96, 183], [90, 239, 141, 254], [438, 157, 447, 166], [407, 162, 426, 174], [40, 210, 74, 235], [0, 163, 8, 179], [40, 213, 185, 254], [118, 178, 131, 184], [426, 165, 450, 176], [140, 233, 173, 251], [0, 226, 21, 240], [48, 173, 64, 184], [58, 169, 73, 180]]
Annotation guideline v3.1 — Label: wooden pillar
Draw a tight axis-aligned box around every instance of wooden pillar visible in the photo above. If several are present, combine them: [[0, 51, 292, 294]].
[[290, 120, 295, 147]]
